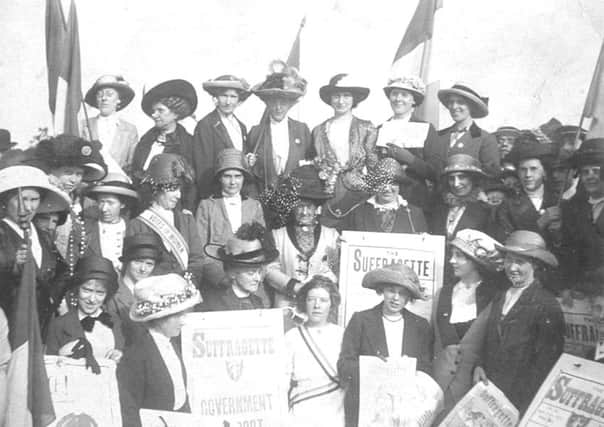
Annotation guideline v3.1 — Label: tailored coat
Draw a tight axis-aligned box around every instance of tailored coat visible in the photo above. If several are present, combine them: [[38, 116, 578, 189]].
[[338, 304, 433, 427], [200, 285, 266, 312], [479, 281, 564, 415], [117, 330, 190, 427], [45, 309, 125, 355], [80, 116, 139, 171], [192, 109, 248, 201], [339, 201, 428, 234], [427, 200, 493, 239], [105, 277, 144, 347]]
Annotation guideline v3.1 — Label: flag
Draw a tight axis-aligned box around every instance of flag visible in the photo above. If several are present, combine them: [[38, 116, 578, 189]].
[[286, 17, 306, 69], [46, 0, 82, 136], [583, 39, 604, 139], [5, 252, 55, 426], [392, 0, 442, 64]]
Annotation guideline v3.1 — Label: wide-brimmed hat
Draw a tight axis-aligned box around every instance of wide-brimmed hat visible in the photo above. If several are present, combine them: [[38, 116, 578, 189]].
[[0, 129, 18, 151], [214, 148, 251, 179], [0, 165, 70, 213], [554, 125, 587, 143], [494, 126, 521, 139], [253, 60, 307, 101], [498, 230, 558, 267], [34, 196, 69, 226], [363, 157, 413, 193], [141, 79, 198, 117], [319, 74, 370, 106], [87, 172, 139, 201], [438, 83, 489, 119], [141, 153, 194, 188], [33, 135, 107, 182], [507, 140, 558, 168], [202, 75, 251, 102], [130, 273, 201, 322], [71, 255, 119, 297], [120, 233, 162, 263], [442, 154, 487, 177], [205, 234, 279, 266], [84, 75, 135, 111], [450, 229, 503, 271], [290, 164, 336, 200], [569, 138, 604, 168], [383, 76, 425, 106], [361, 263, 426, 300]]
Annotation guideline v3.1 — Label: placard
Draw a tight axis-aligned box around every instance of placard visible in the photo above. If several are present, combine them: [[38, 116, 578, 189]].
[[181, 309, 287, 427], [558, 298, 598, 358], [45, 356, 122, 427], [376, 120, 430, 148], [338, 231, 445, 325], [140, 409, 200, 426], [519, 353, 604, 427]]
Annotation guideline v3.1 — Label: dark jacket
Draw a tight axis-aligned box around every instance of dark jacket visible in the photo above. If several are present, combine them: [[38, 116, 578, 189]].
[[480, 281, 564, 415], [117, 330, 190, 427], [192, 109, 248, 201], [200, 285, 267, 312], [428, 200, 493, 239], [338, 304, 433, 427], [339, 201, 428, 234]]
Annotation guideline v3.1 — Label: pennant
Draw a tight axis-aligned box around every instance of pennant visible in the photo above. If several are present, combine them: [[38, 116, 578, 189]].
[[392, 0, 442, 64], [286, 17, 306, 70], [583, 39, 604, 139]]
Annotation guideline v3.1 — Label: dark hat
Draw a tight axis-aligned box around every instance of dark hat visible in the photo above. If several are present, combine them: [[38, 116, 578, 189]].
[[442, 154, 486, 177], [383, 76, 425, 106], [531, 118, 562, 144], [204, 236, 279, 266], [34, 135, 107, 182], [554, 125, 587, 142], [202, 75, 251, 101], [362, 157, 413, 193], [0, 129, 18, 151], [35, 196, 69, 226], [214, 149, 251, 179], [498, 230, 557, 267], [253, 60, 306, 101], [290, 164, 335, 200], [569, 138, 604, 168], [84, 75, 135, 111], [120, 233, 162, 262], [438, 83, 489, 118], [361, 263, 426, 300], [507, 140, 558, 168], [141, 153, 194, 188], [141, 79, 198, 117], [71, 255, 119, 297], [494, 126, 521, 139], [319, 74, 369, 106], [87, 172, 139, 201]]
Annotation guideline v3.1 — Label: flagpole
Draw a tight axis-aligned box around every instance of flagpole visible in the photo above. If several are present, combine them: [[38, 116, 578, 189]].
[[419, 38, 432, 82]]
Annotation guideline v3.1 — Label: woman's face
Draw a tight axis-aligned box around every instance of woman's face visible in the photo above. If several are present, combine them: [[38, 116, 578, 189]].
[[580, 165, 604, 198], [153, 310, 190, 338], [33, 212, 60, 237], [51, 165, 84, 193], [266, 97, 296, 123], [293, 199, 319, 227], [504, 254, 535, 288], [449, 247, 477, 280], [330, 92, 354, 116], [496, 135, 515, 158], [219, 169, 244, 197], [232, 265, 265, 294], [154, 186, 181, 210], [96, 87, 120, 116], [375, 183, 400, 205], [380, 285, 411, 315], [5, 188, 41, 224], [78, 279, 108, 315], [97, 193, 124, 224], [389, 89, 415, 117], [151, 102, 179, 130], [215, 89, 241, 116], [305, 287, 332, 327], [124, 258, 156, 283], [446, 94, 472, 123], [448, 172, 474, 197]]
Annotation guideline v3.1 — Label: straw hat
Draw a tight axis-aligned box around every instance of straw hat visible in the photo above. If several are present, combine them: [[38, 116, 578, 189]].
[[383, 76, 426, 106], [252, 60, 307, 101], [202, 75, 251, 101], [0, 165, 70, 212], [498, 230, 558, 267], [87, 172, 139, 201], [494, 126, 521, 139], [141, 79, 198, 117], [130, 274, 201, 322], [84, 75, 135, 111], [120, 233, 162, 263], [214, 148, 250, 178], [438, 83, 489, 119], [442, 154, 486, 177], [319, 74, 370, 106], [449, 229, 503, 271], [361, 263, 426, 300]]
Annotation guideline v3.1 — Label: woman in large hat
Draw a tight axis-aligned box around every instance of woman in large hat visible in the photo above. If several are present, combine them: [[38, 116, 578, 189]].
[[245, 60, 314, 193], [131, 79, 197, 212], [473, 230, 564, 415], [118, 273, 201, 427], [338, 263, 435, 427], [262, 164, 340, 312], [192, 74, 250, 201], [429, 83, 500, 177], [0, 164, 71, 337], [196, 148, 265, 290], [127, 153, 204, 287], [81, 75, 138, 173]]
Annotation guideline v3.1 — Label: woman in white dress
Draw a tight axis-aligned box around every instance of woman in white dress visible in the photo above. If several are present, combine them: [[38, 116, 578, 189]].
[[285, 275, 345, 427]]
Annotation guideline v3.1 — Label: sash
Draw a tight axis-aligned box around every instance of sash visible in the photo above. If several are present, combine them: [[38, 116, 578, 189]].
[[138, 208, 189, 270], [288, 325, 341, 409]]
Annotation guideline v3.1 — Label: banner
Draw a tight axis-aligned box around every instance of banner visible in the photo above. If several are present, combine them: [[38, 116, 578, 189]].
[[181, 309, 287, 427], [359, 355, 443, 427], [558, 298, 598, 358], [338, 231, 445, 325], [519, 353, 604, 427], [439, 381, 519, 427], [140, 409, 200, 426], [45, 356, 121, 426]]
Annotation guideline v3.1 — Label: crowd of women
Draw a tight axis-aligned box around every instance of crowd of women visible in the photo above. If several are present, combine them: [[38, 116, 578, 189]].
[[0, 59, 603, 426]]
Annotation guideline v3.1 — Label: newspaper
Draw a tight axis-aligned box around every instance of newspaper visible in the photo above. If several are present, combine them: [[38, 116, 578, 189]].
[[376, 120, 430, 148], [558, 298, 598, 358], [439, 381, 519, 427]]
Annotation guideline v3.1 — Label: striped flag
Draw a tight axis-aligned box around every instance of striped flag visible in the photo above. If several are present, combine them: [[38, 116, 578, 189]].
[[392, 0, 442, 64], [286, 17, 306, 70], [583, 39, 604, 139], [46, 0, 82, 135], [5, 252, 55, 426]]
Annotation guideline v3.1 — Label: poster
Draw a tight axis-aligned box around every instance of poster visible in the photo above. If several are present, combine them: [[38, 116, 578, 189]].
[[140, 409, 200, 426], [338, 231, 445, 325], [45, 356, 122, 427], [376, 120, 430, 148], [439, 381, 519, 427], [359, 355, 443, 427], [181, 309, 288, 427], [519, 353, 604, 427], [558, 298, 598, 358]]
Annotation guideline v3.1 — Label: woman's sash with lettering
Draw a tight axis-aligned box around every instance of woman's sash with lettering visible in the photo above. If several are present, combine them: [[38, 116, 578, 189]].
[[138, 208, 189, 270]]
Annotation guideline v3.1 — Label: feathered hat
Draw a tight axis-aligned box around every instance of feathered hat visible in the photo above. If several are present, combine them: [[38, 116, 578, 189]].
[[252, 60, 307, 101]]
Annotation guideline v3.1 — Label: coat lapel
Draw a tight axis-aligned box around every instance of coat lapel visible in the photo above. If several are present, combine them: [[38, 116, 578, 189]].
[[402, 309, 418, 357], [367, 305, 389, 357], [211, 110, 234, 148]]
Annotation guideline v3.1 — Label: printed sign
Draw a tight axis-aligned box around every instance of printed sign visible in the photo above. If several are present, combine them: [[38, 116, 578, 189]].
[[558, 298, 598, 358]]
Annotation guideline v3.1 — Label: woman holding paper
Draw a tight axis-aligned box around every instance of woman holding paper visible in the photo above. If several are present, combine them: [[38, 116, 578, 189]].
[[338, 263, 434, 427], [285, 276, 345, 427]]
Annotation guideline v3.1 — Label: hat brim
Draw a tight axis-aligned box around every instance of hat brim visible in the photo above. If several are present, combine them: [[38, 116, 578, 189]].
[[253, 88, 304, 101], [82, 163, 108, 182], [319, 86, 370, 106], [569, 152, 604, 168], [361, 269, 425, 300], [129, 293, 201, 322], [214, 166, 251, 180], [449, 239, 498, 271], [441, 166, 487, 177], [203, 81, 251, 102], [204, 243, 279, 265], [438, 88, 488, 119], [119, 246, 160, 262], [383, 86, 424, 106], [498, 245, 558, 267], [142, 79, 198, 117], [87, 185, 139, 200], [85, 83, 135, 111]]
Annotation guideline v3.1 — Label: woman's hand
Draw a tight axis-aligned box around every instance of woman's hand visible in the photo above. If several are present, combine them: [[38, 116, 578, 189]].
[[58, 340, 79, 357], [105, 349, 123, 363], [473, 366, 489, 385], [386, 144, 414, 165], [245, 153, 258, 168]]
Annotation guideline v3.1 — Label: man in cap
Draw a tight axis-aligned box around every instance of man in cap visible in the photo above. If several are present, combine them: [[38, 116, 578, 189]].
[[192, 75, 250, 201]]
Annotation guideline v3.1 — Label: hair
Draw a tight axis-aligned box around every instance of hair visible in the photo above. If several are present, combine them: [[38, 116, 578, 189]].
[[375, 283, 419, 303], [157, 96, 192, 120], [296, 275, 341, 314]]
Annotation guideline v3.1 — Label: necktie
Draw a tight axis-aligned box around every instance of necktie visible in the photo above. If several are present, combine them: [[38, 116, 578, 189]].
[[80, 312, 114, 332]]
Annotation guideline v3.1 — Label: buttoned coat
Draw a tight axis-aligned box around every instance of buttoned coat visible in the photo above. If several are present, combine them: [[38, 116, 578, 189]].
[[338, 304, 433, 427], [105, 277, 144, 347], [80, 116, 139, 170], [427, 200, 494, 238]]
